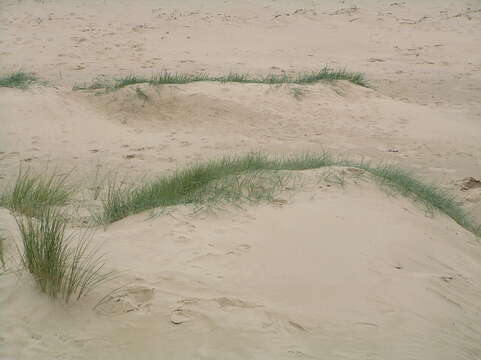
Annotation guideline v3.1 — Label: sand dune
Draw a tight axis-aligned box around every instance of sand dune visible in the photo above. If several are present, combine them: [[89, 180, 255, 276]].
[[1, 0, 481, 358], [2, 175, 481, 359]]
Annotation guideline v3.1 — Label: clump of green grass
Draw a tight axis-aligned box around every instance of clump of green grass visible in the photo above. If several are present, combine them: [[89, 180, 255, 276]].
[[0, 72, 40, 89], [73, 67, 368, 91], [16, 208, 113, 302], [98, 153, 480, 237], [289, 87, 306, 100], [1, 168, 74, 217], [87, 166, 110, 201], [357, 163, 480, 235], [97, 152, 332, 223], [99, 153, 301, 223], [0, 233, 5, 270]]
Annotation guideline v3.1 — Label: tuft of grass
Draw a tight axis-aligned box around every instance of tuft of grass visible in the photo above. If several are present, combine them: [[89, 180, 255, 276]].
[[73, 78, 108, 90], [0, 72, 40, 89], [321, 168, 347, 187], [357, 163, 481, 236], [16, 208, 113, 302], [0, 233, 5, 270], [289, 86, 306, 100], [1, 168, 74, 217], [73, 67, 368, 91], [87, 166, 110, 201], [294, 68, 367, 85], [219, 72, 251, 83], [98, 153, 480, 237]]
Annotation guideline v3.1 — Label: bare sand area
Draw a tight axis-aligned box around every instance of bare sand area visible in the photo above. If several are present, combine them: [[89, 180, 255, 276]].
[[1, 0, 481, 359]]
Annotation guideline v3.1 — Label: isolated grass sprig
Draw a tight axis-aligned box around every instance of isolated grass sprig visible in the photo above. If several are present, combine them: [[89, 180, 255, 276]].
[[73, 67, 368, 90], [0, 233, 5, 270]]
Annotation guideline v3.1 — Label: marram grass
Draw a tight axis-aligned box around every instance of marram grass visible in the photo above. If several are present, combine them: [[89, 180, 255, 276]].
[[73, 67, 368, 90], [0, 233, 5, 270], [0, 72, 40, 89], [1, 169, 113, 301], [1, 168, 74, 217], [16, 208, 114, 302], [98, 153, 480, 237]]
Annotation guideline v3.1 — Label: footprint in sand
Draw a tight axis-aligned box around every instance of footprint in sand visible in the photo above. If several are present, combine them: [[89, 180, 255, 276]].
[[226, 243, 251, 255], [170, 309, 193, 324], [170, 296, 307, 334], [95, 285, 155, 315]]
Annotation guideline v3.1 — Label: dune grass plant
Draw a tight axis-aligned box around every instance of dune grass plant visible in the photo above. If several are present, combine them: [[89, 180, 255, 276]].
[[1, 168, 74, 218], [1, 168, 113, 301], [98, 153, 480, 237], [73, 67, 368, 91], [0, 72, 40, 89], [0, 233, 5, 270], [99, 160, 293, 224], [359, 163, 479, 234], [15, 208, 113, 302]]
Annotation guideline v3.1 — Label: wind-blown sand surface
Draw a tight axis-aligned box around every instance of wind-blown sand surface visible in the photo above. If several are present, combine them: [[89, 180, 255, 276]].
[[1, 0, 481, 359]]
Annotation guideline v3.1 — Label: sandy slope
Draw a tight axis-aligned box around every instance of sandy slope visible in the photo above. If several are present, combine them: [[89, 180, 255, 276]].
[[1, 79, 480, 221], [1, 0, 481, 359], [2, 176, 481, 359]]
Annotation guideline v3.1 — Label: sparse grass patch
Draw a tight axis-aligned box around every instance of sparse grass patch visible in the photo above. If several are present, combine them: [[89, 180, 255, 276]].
[[98, 153, 480, 237], [0, 72, 40, 89], [321, 168, 347, 187], [87, 166, 110, 201], [1, 168, 74, 217], [135, 87, 149, 101], [0, 233, 5, 270], [293, 68, 367, 86], [289, 87, 306, 100], [73, 67, 368, 91], [358, 163, 480, 235], [16, 208, 113, 302]]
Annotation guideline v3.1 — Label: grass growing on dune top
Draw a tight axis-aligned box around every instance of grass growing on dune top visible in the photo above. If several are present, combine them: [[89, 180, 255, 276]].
[[362, 164, 479, 235], [0, 233, 5, 270], [99, 153, 305, 224], [98, 153, 480, 237], [0, 72, 40, 89], [0, 168, 75, 218], [73, 67, 368, 90]]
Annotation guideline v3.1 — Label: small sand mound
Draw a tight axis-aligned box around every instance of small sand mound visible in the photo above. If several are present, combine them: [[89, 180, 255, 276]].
[[82, 83, 275, 130]]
